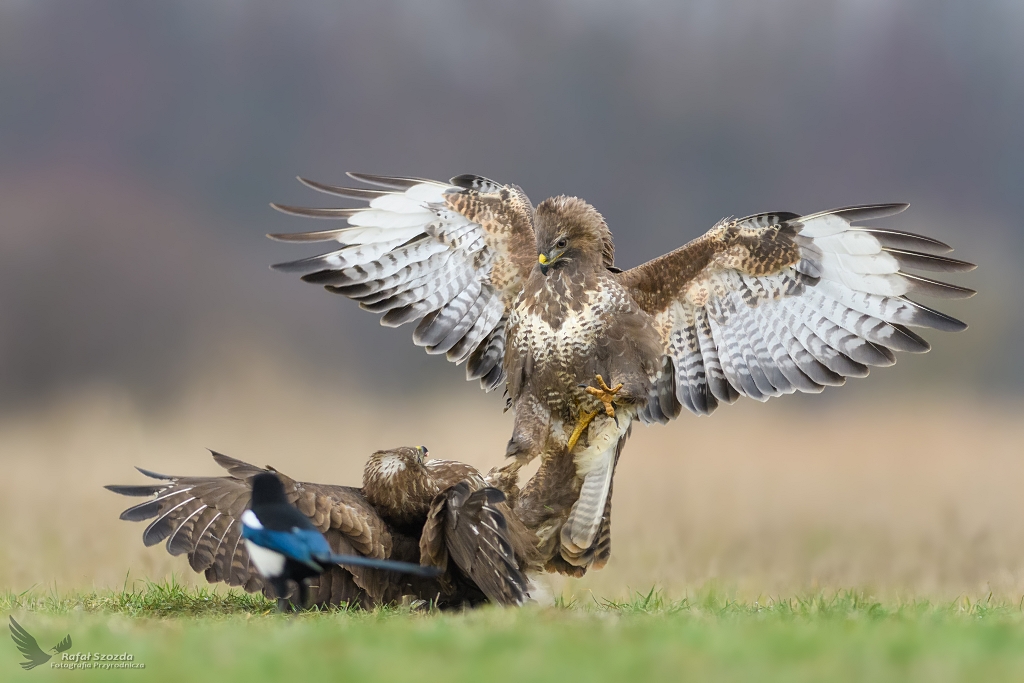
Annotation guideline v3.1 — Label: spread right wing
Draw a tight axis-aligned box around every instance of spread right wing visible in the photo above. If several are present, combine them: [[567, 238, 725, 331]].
[[270, 173, 538, 391]]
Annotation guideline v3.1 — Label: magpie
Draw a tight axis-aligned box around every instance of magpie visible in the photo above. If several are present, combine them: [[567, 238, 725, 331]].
[[242, 472, 439, 611]]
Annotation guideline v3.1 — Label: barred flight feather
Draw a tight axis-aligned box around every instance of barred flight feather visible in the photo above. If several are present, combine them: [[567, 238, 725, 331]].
[[272, 238, 412, 274], [426, 282, 486, 354], [623, 202, 973, 417], [272, 174, 536, 387], [417, 279, 483, 349], [165, 504, 206, 556], [338, 249, 452, 300], [448, 296, 504, 366], [752, 305, 823, 393], [464, 314, 506, 379]]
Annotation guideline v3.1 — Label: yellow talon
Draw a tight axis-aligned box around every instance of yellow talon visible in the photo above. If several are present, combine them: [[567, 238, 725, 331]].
[[566, 408, 599, 452], [567, 375, 625, 452], [584, 374, 623, 418]]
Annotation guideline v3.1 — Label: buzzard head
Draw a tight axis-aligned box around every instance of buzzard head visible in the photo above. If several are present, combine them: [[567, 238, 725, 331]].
[[363, 446, 428, 486], [362, 446, 435, 522], [535, 196, 614, 274]]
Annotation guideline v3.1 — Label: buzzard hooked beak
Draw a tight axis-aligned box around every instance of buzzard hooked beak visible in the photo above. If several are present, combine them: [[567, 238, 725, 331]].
[[416, 445, 428, 462], [538, 249, 564, 275]]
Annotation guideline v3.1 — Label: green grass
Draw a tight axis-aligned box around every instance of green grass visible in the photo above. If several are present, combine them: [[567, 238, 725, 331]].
[[4, 581, 1024, 682]]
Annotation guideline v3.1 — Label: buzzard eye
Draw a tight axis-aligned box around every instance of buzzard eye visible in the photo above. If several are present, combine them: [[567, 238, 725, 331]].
[[556, 238, 567, 249]]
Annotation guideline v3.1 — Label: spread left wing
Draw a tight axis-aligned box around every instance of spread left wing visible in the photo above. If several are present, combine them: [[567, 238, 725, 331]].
[[617, 204, 975, 421], [270, 173, 537, 390]]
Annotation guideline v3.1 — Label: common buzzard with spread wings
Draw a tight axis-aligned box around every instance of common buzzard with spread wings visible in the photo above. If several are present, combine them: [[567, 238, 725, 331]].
[[271, 174, 974, 572]]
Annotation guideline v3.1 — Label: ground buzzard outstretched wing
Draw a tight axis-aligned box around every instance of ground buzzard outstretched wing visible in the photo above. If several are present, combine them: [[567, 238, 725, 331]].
[[106, 452, 393, 605]]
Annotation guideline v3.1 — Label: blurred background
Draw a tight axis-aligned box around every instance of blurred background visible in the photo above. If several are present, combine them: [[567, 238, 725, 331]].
[[0, 1, 1021, 601]]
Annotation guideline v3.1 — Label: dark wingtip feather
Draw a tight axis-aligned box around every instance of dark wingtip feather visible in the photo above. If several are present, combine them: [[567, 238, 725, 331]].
[[381, 304, 423, 328], [208, 449, 257, 473], [135, 467, 172, 480], [105, 484, 164, 497], [854, 228, 953, 255], [345, 172, 436, 190], [481, 363, 505, 392], [886, 248, 977, 273], [266, 228, 349, 243], [271, 253, 342, 274], [892, 324, 932, 352], [798, 203, 909, 224], [301, 269, 348, 285], [269, 259, 305, 273], [297, 177, 386, 201], [270, 204, 360, 220], [835, 203, 910, 222], [902, 273, 976, 300], [118, 499, 164, 522], [902, 299, 968, 332], [142, 517, 174, 547], [327, 282, 373, 297]]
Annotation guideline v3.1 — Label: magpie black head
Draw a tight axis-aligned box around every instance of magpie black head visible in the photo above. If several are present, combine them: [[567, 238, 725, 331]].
[[248, 472, 316, 531], [250, 472, 288, 507]]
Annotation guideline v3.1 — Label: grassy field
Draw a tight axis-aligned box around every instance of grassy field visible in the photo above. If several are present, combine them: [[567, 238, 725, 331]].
[[3, 362, 1024, 681], [4, 582, 1024, 682]]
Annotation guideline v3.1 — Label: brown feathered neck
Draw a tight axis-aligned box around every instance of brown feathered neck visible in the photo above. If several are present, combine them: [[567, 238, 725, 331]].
[[535, 196, 615, 270]]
